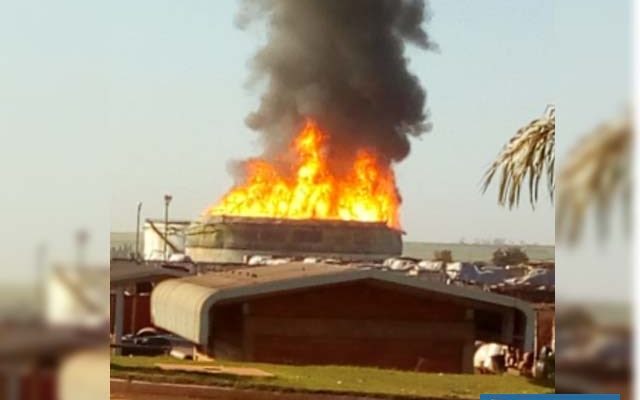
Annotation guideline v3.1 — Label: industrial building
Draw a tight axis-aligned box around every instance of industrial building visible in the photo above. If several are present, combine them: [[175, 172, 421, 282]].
[[185, 216, 403, 263], [151, 263, 534, 373]]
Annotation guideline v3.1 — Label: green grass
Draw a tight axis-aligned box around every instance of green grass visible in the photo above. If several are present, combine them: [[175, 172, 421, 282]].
[[111, 356, 553, 399]]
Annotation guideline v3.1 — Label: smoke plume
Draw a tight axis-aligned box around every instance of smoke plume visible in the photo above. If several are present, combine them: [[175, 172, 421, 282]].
[[236, 0, 435, 168]]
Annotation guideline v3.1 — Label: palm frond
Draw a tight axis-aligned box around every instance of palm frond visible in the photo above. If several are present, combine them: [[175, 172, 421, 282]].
[[556, 114, 631, 243], [482, 105, 556, 209]]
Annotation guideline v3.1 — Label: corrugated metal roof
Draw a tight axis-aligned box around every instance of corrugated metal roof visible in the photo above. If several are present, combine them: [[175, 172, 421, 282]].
[[179, 262, 355, 288], [151, 263, 536, 350], [151, 263, 358, 342]]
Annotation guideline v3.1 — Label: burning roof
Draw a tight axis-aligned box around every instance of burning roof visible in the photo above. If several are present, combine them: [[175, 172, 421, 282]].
[[197, 214, 396, 229], [206, 120, 401, 228], [185, 215, 403, 263]]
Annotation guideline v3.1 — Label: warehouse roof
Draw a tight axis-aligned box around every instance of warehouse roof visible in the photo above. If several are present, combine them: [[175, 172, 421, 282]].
[[151, 263, 535, 349], [176, 262, 354, 288]]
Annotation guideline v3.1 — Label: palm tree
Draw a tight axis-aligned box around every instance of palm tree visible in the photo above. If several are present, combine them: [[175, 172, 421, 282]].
[[482, 104, 630, 242], [556, 114, 630, 242], [482, 105, 555, 209]]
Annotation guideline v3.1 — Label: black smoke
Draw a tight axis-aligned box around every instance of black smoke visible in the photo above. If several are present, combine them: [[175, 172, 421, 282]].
[[236, 0, 435, 167]]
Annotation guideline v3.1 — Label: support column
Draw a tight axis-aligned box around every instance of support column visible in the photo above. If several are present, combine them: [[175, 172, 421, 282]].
[[461, 340, 475, 373], [462, 309, 475, 373], [524, 309, 535, 353], [114, 287, 125, 355], [130, 293, 138, 335], [6, 370, 20, 400], [242, 302, 253, 361], [501, 309, 515, 344], [551, 317, 555, 352]]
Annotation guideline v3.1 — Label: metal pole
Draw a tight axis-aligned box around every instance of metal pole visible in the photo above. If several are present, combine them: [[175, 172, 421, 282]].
[[35, 243, 47, 320], [76, 229, 88, 269], [163, 194, 172, 261], [135, 201, 142, 260], [6, 369, 19, 400], [113, 286, 125, 356]]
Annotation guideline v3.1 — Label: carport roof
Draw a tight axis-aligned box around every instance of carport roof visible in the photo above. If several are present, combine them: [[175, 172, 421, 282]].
[[110, 260, 186, 286]]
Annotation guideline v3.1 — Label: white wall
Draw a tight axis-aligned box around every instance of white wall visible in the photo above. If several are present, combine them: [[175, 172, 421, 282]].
[[143, 221, 187, 260], [46, 267, 109, 327]]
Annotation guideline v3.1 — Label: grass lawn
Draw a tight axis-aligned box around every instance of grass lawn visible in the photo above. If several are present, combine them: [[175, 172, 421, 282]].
[[111, 356, 553, 399]]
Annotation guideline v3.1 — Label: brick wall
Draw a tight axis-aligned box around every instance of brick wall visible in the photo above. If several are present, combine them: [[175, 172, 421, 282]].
[[535, 306, 555, 354], [211, 280, 477, 372], [110, 294, 152, 335], [20, 369, 56, 400]]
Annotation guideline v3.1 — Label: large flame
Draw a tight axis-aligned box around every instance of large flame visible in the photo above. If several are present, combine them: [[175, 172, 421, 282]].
[[207, 120, 401, 228]]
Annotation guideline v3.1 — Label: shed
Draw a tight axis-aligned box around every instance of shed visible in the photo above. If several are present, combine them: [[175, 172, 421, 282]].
[[110, 260, 188, 350], [151, 263, 534, 373]]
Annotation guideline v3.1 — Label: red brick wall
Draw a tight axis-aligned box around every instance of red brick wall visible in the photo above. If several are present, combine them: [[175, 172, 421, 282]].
[[110, 294, 152, 335], [251, 334, 464, 372], [535, 307, 555, 354], [247, 281, 467, 320], [20, 369, 56, 400], [212, 280, 475, 372]]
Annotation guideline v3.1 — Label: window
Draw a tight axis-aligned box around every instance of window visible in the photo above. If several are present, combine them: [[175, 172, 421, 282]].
[[353, 232, 372, 248], [240, 229, 258, 242], [293, 228, 322, 243], [259, 228, 288, 242]]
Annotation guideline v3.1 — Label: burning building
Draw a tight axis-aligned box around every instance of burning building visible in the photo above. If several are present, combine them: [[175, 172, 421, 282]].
[[207, 120, 402, 228], [185, 215, 402, 263], [190, 120, 406, 263], [198, 0, 435, 249]]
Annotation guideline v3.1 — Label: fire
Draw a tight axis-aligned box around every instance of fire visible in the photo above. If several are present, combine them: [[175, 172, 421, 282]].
[[207, 120, 401, 228]]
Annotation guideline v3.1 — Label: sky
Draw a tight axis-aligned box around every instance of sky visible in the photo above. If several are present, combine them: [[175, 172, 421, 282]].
[[108, 0, 555, 246], [0, 0, 629, 292], [552, 0, 631, 303], [0, 1, 110, 283]]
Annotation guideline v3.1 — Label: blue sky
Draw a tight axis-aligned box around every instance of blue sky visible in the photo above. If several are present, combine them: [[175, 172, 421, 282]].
[[553, 0, 630, 302], [0, 1, 109, 282], [0, 1, 629, 292]]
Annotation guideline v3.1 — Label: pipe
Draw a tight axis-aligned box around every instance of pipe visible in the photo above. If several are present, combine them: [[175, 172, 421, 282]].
[[163, 194, 172, 261], [135, 201, 142, 260]]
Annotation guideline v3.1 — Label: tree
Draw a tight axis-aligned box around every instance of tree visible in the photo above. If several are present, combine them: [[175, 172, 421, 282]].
[[556, 114, 631, 243], [482, 105, 555, 209], [433, 249, 453, 263], [483, 105, 630, 243], [492, 247, 529, 266]]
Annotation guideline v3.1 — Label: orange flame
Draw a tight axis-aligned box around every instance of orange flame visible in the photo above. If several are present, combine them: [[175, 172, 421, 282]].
[[207, 120, 400, 228]]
